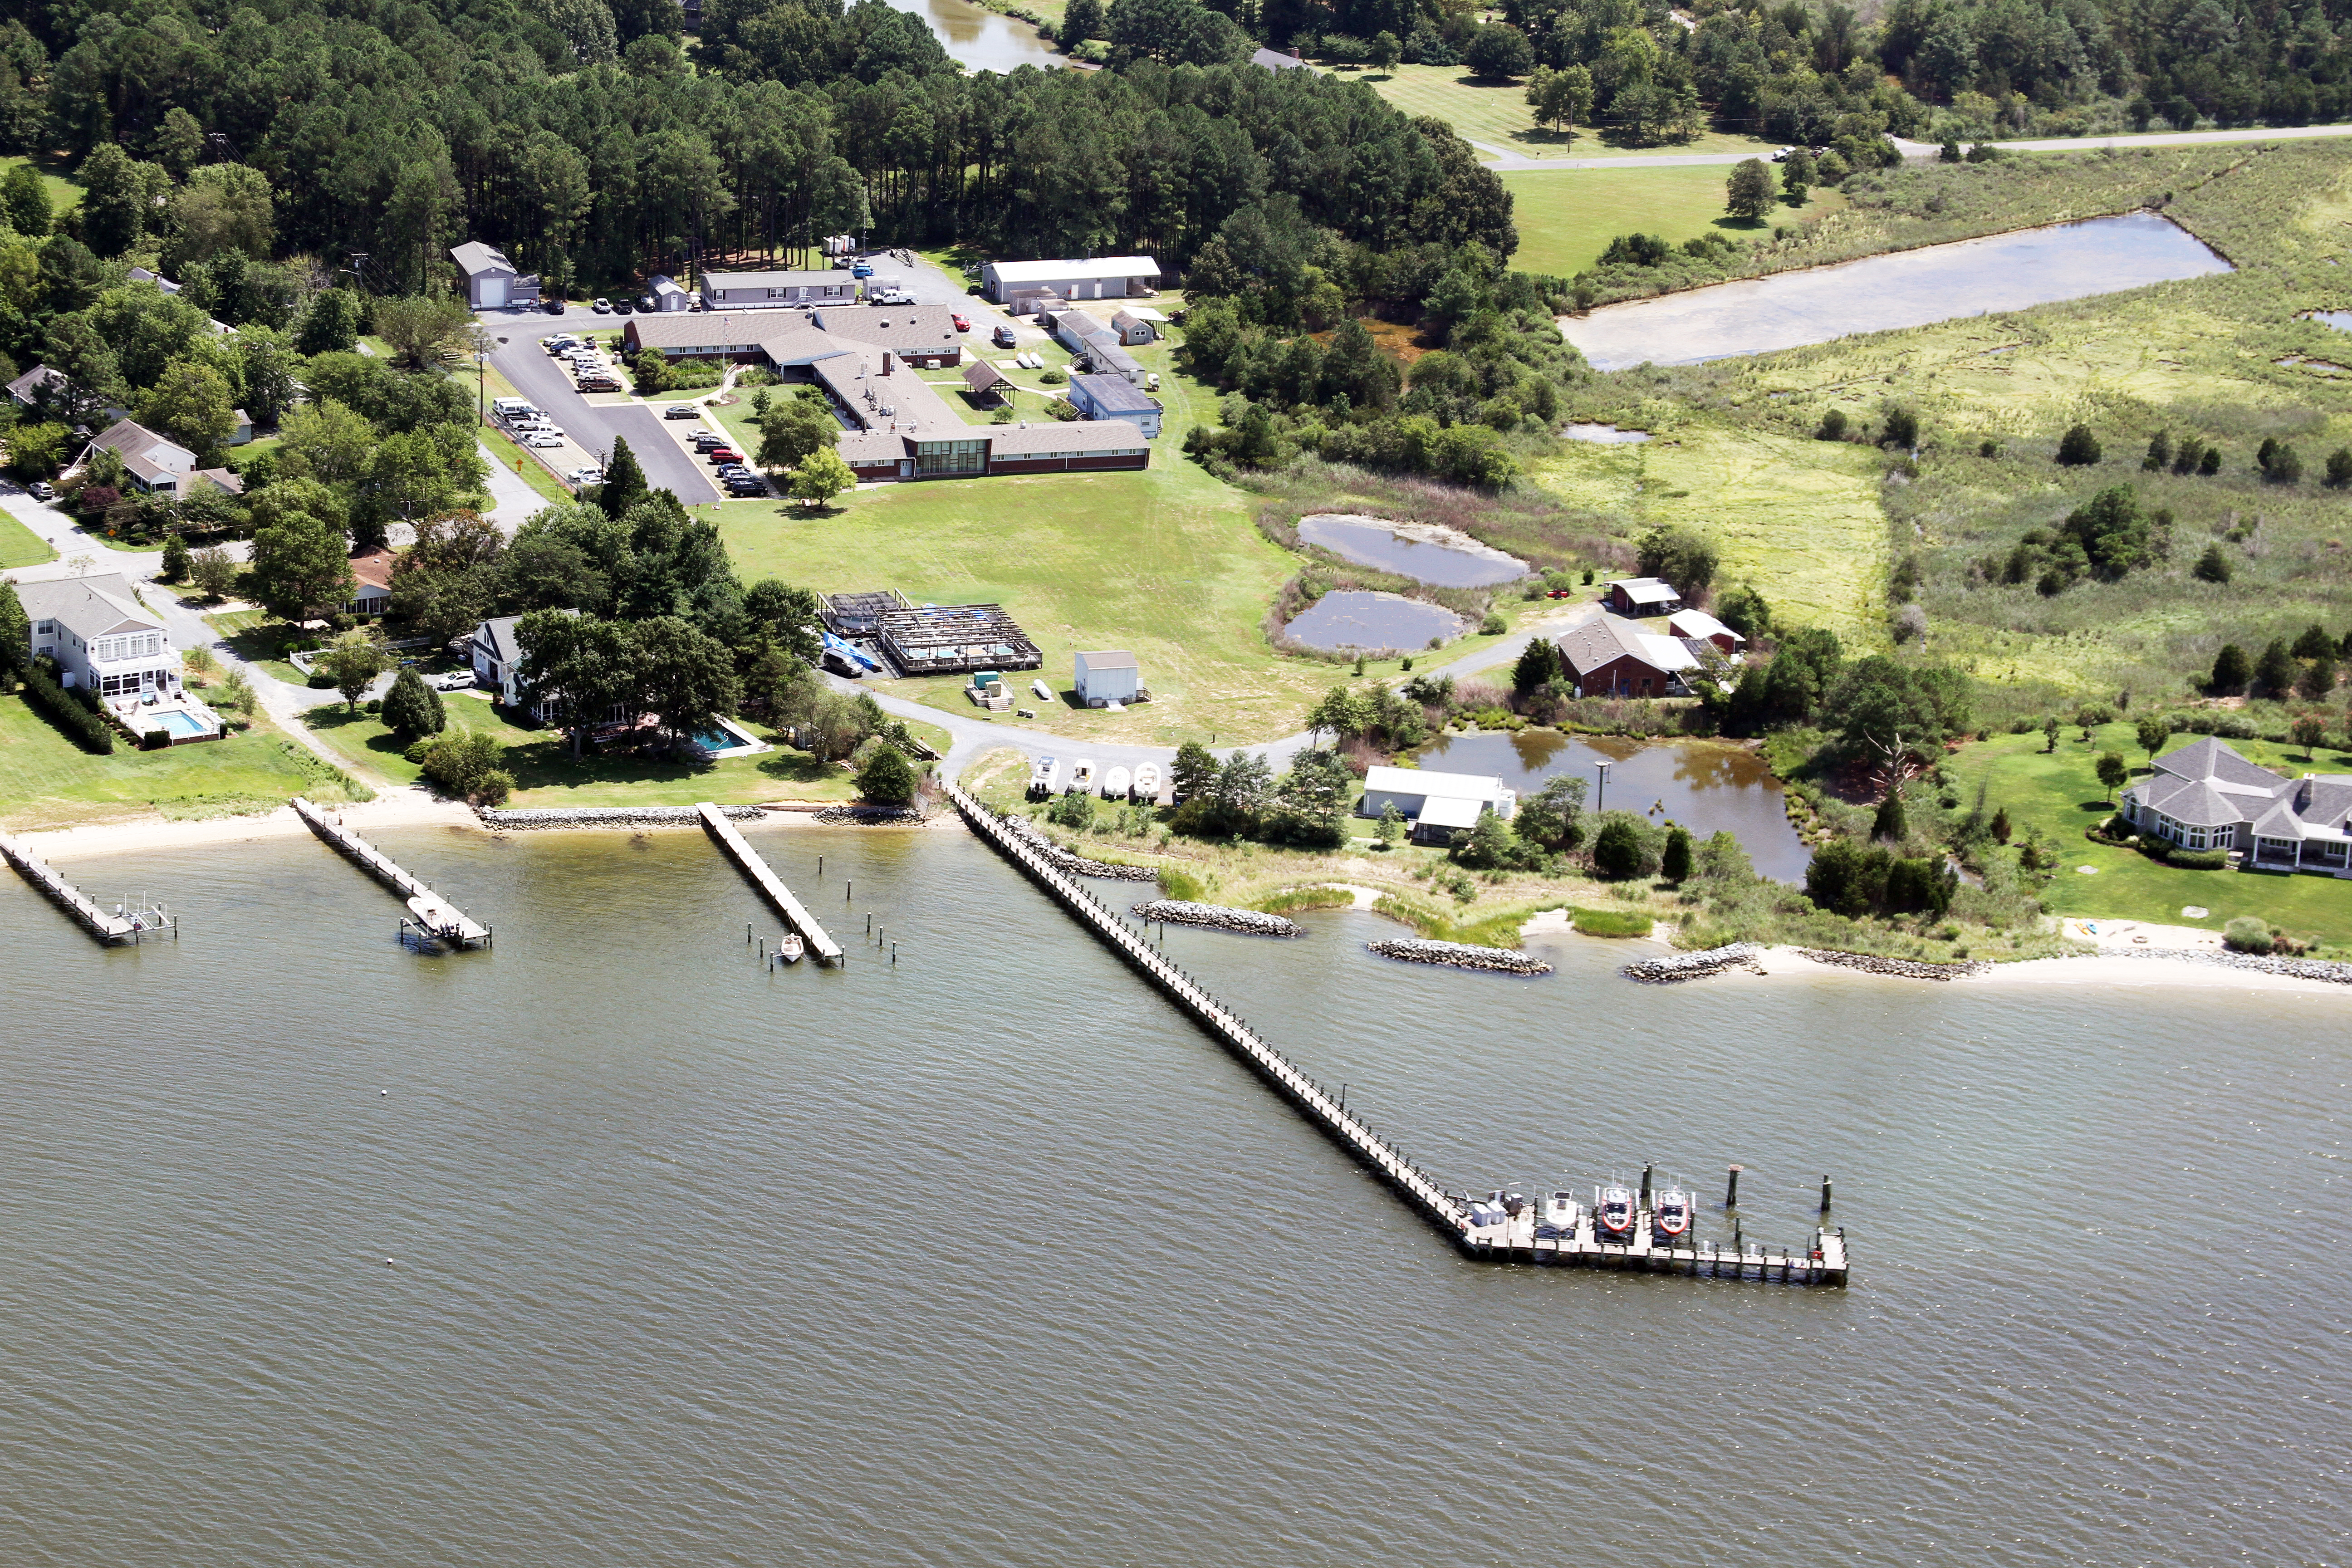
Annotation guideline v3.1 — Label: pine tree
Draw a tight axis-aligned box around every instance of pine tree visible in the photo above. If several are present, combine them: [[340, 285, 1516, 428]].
[[2143, 430, 2171, 471], [1989, 806, 2012, 843], [1661, 825, 1692, 882], [2253, 638, 2297, 697], [2210, 642, 2250, 693], [381, 666, 448, 739], [1872, 791, 1907, 842], [1512, 636, 1562, 692], [160, 532, 191, 583], [2193, 544, 2232, 584], [597, 436, 650, 520], [2056, 424, 2102, 466]]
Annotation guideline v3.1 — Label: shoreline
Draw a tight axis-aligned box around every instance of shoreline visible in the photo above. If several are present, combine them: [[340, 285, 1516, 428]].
[[1704, 943, 2352, 997]]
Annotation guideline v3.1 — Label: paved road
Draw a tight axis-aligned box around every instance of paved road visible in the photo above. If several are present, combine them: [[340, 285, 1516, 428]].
[[476, 305, 720, 504]]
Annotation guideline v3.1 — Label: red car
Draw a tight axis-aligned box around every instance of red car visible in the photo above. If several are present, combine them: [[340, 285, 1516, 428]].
[[951, 313, 970, 332], [706, 447, 740, 464]]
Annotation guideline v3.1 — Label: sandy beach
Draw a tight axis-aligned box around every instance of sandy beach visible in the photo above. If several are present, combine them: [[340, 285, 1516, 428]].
[[19, 790, 477, 862]]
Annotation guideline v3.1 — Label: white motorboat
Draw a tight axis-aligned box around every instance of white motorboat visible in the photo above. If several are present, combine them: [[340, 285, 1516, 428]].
[[1032, 678, 1053, 702], [1132, 761, 1161, 802], [1069, 759, 1096, 794], [1102, 764, 1131, 800], [1596, 1182, 1637, 1240], [1029, 755, 1058, 797], [1536, 1191, 1582, 1239], [774, 932, 804, 964], [1653, 1185, 1694, 1240]]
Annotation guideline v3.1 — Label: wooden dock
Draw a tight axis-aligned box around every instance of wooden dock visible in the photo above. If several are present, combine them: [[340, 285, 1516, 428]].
[[0, 831, 146, 944], [290, 797, 490, 948], [696, 802, 844, 965], [946, 782, 1847, 1286]]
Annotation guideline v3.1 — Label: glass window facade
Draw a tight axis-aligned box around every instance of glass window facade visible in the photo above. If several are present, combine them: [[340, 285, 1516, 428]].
[[915, 439, 986, 476]]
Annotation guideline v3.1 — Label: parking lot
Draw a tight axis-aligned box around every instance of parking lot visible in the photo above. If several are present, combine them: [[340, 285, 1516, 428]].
[[478, 304, 722, 504]]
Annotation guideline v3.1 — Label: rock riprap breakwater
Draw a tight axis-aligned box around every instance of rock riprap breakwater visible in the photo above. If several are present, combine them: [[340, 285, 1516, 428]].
[[478, 805, 765, 830], [1367, 938, 1552, 975], [2097, 946, 2352, 984], [1622, 943, 1764, 983], [1800, 949, 1993, 981], [1131, 900, 1303, 937], [999, 815, 1161, 882], [812, 805, 927, 825]]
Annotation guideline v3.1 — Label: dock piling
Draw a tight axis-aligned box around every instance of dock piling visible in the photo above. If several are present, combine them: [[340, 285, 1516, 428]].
[[1821, 1175, 1833, 1213], [1725, 1163, 1742, 1208]]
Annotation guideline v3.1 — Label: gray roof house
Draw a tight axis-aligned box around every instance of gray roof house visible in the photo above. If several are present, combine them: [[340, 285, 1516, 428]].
[[703, 269, 861, 309], [2119, 736, 2352, 873], [1066, 372, 1161, 438], [7, 364, 69, 408], [1250, 46, 1311, 70], [449, 241, 542, 309], [83, 418, 196, 493], [15, 572, 188, 711], [470, 608, 589, 722]]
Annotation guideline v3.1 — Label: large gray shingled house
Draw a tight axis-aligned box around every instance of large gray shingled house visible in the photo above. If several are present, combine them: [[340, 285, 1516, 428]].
[[2118, 735, 2352, 874]]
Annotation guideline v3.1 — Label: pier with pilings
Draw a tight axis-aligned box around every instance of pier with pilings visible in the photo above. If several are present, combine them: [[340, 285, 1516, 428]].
[[697, 802, 844, 965], [0, 831, 170, 944], [291, 797, 490, 948], [946, 781, 1848, 1286]]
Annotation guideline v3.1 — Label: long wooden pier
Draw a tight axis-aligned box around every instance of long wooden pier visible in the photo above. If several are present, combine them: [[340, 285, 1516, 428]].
[[696, 802, 844, 964], [946, 782, 1847, 1285], [290, 797, 490, 948], [0, 831, 147, 944]]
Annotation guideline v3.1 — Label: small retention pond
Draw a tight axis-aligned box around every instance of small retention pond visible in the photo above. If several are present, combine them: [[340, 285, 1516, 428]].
[[1296, 514, 1529, 588], [1561, 211, 2233, 371], [877, 0, 1065, 72], [1411, 730, 1811, 881], [1284, 591, 1465, 654]]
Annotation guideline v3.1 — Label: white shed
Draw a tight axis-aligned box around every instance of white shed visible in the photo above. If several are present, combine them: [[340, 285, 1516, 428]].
[[1074, 649, 1140, 707], [1357, 765, 1517, 824]]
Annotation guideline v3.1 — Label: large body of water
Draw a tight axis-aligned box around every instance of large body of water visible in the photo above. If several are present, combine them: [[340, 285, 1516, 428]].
[[1416, 730, 1811, 880], [878, 0, 1063, 72], [3, 824, 2347, 1565], [1563, 212, 2233, 370]]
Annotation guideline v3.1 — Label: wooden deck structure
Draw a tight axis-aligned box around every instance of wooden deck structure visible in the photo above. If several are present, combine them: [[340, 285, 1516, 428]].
[[946, 781, 1848, 1285], [696, 803, 845, 964], [0, 832, 154, 944], [290, 797, 490, 948]]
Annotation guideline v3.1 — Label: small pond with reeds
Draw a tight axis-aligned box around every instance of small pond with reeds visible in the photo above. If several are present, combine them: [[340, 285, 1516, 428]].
[[1296, 514, 1530, 588], [1284, 591, 1465, 654]]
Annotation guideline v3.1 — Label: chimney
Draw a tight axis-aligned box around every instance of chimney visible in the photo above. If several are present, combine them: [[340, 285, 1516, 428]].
[[881, 352, 893, 375], [1290, 46, 1301, 59]]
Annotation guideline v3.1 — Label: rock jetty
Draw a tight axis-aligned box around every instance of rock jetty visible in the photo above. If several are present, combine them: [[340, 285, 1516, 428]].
[[2098, 946, 2352, 984], [478, 804, 765, 830], [1622, 943, 1764, 983], [1366, 937, 1552, 975], [813, 804, 926, 825], [1798, 949, 1992, 981], [1000, 814, 1161, 881], [1131, 899, 1302, 937]]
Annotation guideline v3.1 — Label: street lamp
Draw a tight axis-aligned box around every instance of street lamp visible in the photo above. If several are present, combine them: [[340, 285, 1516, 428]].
[[1594, 758, 1612, 815]]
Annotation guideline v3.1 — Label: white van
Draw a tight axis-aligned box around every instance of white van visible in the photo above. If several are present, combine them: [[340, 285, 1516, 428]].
[[492, 397, 536, 417]]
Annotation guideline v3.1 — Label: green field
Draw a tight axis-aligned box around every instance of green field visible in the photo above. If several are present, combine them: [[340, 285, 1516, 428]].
[[1503, 166, 1846, 278], [0, 511, 56, 568], [301, 695, 870, 806], [0, 695, 360, 829], [1949, 723, 2352, 948], [0, 155, 83, 217], [1362, 63, 1784, 159]]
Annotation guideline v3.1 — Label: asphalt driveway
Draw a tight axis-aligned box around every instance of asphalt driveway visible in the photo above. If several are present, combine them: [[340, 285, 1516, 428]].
[[477, 306, 719, 505]]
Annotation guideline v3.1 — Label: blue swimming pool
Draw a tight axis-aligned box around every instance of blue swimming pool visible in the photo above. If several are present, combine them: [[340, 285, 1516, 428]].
[[153, 710, 211, 738], [689, 726, 747, 753]]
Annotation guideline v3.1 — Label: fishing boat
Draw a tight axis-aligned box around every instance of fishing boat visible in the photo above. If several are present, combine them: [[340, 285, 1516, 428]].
[[1032, 678, 1053, 702], [1595, 1181, 1637, 1240], [1132, 761, 1161, 802], [1536, 1191, 1582, 1240], [1102, 764, 1132, 800], [1028, 755, 1058, 798], [1652, 1185, 1693, 1241], [1069, 759, 1096, 794], [774, 931, 804, 964]]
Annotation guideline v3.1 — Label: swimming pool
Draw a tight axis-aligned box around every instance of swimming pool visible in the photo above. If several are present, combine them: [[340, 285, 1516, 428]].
[[152, 710, 212, 738]]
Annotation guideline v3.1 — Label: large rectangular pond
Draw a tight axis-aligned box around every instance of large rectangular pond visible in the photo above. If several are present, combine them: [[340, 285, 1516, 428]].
[[1562, 211, 2233, 370]]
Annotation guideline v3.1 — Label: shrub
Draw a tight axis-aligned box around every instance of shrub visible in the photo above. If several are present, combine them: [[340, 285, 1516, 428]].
[[1571, 907, 1653, 937], [2055, 424, 2102, 466], [380, 666, 447, 740], [2223, 916, 2274, 953], [307, 672, 337, 689], [141, 727, 172, 750], [473, 769, 513, 807], [857, 742, 920, 804], [20, 664, 114, 753], [1046, 790, 1095, 829]]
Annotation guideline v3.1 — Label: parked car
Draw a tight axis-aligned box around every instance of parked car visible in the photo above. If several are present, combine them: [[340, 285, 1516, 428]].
[[992, 325, 1017, 349], [576, 377, 621, 392], [612, 299, 635, 314], [522, 433, 565, 448], [725, 476, 768, 496], [850, 260, 873, 279], [429, 669, 478, 691], [689, 431, 727, 449], [663, 404, 698, 419], [706, 447, 741, 464], [29, 480, 54, 500], [566, 466, 603, 484], [592, 297, 612, 313], [951, 313, 970, 332], [869, 286, 914, 305]]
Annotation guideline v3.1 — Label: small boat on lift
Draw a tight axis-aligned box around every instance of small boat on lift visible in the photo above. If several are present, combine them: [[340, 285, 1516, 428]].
[[774, 931, 805, 964], [1537, 1191, 1582, 1239], [1652, 1185, 1693, 1241], [1595, 1181, 1637, 1240]]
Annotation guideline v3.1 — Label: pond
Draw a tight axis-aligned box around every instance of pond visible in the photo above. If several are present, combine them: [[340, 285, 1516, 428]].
[[877, 0, 1066, 72], [2305, 310, 2352, 333], [1560, 211, 2234, 371], [1296, 514, 1530, 588], [1561, 423, 1651, 443], [1411, 729, 1812, 881], [1283, 590, 1465, 654]]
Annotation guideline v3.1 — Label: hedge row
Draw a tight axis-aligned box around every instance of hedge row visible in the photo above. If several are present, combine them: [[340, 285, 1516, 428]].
[[17, 664, 115, 754]]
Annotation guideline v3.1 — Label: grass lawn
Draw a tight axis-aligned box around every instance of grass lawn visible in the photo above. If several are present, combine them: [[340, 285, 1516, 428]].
[[0, 155, 83, 217], [0, 510, 56, 568], [1948, 723, 2352, 948], [1362, 64, 1785, 159], [1503, 167, 1846, 278], [202, 608, 314, 686], [302, 694, 867, 806], [0, 694, 363, 829], [479, 420, 572, 505]]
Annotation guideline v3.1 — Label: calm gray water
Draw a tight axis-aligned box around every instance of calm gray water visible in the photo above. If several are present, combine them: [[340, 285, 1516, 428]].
[[3, 824, 2347, 1566], [1286, 590, 1465, 652], [1563, 211, 2233, 370], [878, 0, 1063, 72], [1416, 730, 1811, 879], [1297, 517, 1529, 588]]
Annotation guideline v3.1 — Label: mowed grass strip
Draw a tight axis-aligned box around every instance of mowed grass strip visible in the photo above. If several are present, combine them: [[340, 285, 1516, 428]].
[[1948, 723, 2352, 947], [0, 510, 57, 569], [0, 695, 333, 828], [1504, 167, 1846, 278], [1362, 64, 1784, 159]]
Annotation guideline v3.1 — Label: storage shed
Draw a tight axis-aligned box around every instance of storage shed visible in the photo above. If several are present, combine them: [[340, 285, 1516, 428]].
[[981, 256, 1161, 304], [449, 241, 541, 309], [1073, 649, 1140, 707]]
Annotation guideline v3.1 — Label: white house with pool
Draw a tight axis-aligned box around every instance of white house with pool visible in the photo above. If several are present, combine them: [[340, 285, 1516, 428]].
[[14, 573, 221, 741]]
